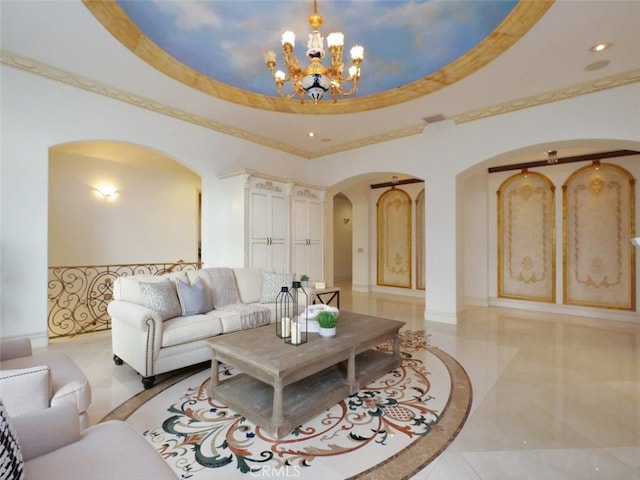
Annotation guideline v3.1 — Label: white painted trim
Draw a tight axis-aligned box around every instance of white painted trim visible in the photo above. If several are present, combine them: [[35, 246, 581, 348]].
[[489, 297, 639, 324]]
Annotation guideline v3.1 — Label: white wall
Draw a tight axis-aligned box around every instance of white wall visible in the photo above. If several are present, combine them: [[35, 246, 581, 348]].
[[303, 84, 640, 322], [2, 64, 639, 342], [49, 148, 201, 265], [464, 172, 490, 305], [0, 66, 304, 343]]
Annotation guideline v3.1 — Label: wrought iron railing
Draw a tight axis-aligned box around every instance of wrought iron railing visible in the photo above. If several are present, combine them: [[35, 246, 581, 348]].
[[47, 261, 201, 338]]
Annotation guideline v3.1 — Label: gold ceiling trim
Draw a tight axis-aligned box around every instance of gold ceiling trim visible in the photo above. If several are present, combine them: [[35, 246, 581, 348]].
[[0, 50, 309, 159], [452, 68, 640, 124], [82, 0, 552, 115], [312, 125, 426, 158], [2, 50, 638, 160]]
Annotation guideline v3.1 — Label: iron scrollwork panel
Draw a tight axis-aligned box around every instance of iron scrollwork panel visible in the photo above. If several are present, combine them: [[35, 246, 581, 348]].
[[47, 261, 201, 338]]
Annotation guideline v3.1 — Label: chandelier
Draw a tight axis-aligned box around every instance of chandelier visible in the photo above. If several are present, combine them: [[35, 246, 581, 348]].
[[263, 0, 364, 104]]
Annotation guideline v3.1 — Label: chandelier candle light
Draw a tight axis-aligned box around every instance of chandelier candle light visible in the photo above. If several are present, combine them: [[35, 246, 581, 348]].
[[264, 0, 364, 104]]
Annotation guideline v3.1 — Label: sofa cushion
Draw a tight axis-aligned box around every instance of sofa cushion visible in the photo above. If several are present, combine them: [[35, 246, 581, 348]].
[[176, 277, 212, 315], [114, 271, 188, 305], [260, 272, 295, 303], [220, 304, 270, 331], [161, 312, 224, 348], [0, 366, 51, 417], [139, 278, 182, 321], [232, 268, 264, 304], [0, 402, 24, 480]]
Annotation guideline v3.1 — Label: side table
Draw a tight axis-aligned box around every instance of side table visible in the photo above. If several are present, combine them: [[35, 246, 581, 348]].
[[312, 287, 340, 308]]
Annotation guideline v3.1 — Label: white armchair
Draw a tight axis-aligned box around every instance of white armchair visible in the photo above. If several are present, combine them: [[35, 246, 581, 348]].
[[6, 401, 177, 479], [0, 338, 92, 429]]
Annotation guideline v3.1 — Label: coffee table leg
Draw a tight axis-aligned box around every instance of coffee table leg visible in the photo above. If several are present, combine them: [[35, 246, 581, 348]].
[[272, 379, 284, 435], [393, 333, 401, 362], [347, 348, 356, 393], [207, 352, 220, 398]]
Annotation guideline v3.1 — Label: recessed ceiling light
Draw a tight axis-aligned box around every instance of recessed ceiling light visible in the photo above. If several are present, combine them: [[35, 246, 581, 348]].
[[308, 132, 315, 137], [589, 42, 612, 53]]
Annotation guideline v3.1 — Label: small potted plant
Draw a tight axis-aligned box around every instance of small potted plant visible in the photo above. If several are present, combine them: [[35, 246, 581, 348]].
[[316, 310, 337, 337], [300, 274, 309, 287]]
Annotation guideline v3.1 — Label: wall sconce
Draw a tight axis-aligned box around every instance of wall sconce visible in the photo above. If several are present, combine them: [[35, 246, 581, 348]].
[[343, 218, 350, 224], [95, 185, 118, 200]]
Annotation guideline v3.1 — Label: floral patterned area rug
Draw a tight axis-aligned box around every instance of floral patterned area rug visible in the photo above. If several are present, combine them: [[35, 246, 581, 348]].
[[119, 331, 471, 480]]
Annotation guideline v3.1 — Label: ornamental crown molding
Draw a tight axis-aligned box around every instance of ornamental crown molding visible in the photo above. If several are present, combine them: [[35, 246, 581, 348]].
[[2, 50, 638, 160], [451, 69, 640, 124]]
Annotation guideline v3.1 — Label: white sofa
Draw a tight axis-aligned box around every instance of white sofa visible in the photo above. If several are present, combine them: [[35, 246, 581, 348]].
[[108, 267, 304, 388], [4, 401, 176, 480], [0, 338, 92, 429]]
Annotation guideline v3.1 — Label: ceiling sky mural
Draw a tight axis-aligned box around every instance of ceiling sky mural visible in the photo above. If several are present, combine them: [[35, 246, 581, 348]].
[[116, 0, 518, 99]]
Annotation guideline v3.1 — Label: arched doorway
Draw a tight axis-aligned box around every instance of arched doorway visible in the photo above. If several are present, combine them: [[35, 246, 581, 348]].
[[47, 140, 202, 337]]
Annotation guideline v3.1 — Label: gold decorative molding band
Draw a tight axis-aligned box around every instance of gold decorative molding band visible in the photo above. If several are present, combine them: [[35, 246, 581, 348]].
[[452, 69, 640, 124], [0, 50, 310, 159], [313, 124, 426, 158], [2, 49, 639, 160]]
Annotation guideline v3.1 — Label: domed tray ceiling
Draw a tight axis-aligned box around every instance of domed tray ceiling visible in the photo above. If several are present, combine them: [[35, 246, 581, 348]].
[[85, 1, 550, 114]]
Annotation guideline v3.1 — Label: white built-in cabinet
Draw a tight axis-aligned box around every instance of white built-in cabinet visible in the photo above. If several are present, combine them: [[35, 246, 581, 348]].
[[291, 186, 324, 282], [247, 177, 290, 273], [245, 174, 324, 280]]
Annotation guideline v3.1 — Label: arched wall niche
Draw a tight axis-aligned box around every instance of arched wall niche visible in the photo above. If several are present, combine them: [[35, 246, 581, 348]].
[[461, 138, 640, 321]]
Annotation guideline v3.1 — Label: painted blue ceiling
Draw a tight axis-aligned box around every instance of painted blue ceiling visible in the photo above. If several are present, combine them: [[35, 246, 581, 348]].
[[117, 0, 518, 98]]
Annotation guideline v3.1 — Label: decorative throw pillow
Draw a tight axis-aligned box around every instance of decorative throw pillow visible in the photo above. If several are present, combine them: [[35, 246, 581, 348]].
[[139, 278, 182, 321], [206, 268, 242, 308], [0, 402, 24, 480], [260, 272, 295, 303], [175, 277, 213, 316]]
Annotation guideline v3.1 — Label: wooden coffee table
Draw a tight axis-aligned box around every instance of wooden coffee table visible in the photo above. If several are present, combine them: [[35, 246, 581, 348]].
[[205, 311, 404, 439]]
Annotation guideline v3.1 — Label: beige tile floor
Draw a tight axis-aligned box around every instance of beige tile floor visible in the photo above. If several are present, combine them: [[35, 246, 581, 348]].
[[44, 286, 640, 479]]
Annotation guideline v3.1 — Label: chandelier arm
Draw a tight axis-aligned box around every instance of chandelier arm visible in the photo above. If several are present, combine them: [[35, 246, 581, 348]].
[[329, 45, 344, 76], [332, 75, 360, 96]]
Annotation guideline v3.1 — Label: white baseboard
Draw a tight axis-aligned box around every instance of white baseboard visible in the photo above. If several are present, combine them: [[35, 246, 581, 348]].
[[370, 285, 425, 298], [489, 297, 639, 323], [465, 296, 489, 307], [351, 284, 370, 293], [424, 309, 458, 324]]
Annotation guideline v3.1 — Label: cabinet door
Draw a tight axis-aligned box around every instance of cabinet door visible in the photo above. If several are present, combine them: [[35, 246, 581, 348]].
[[306, 241, 323, 282], [291, 242, 307, 277], [290, 187, 324, 280], [248, 178, 290, 272], [250, 191, 269, 242], [270, 193, 289, 244], [306, 198, 323, 242], [292, 197, 309, 243], [250, 240, 269, 271]]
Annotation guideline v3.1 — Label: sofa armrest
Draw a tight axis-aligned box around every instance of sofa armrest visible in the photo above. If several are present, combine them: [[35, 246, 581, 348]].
[[108, 300, 164, 330], [11, 402, 81, 461], [0, 338, 33, 361], [0, 366, 51, 417]]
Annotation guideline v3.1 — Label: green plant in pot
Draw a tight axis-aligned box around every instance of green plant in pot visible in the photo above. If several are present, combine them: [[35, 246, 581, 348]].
[[316, 310, 337, 337], [300, 274, 309, 287]]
